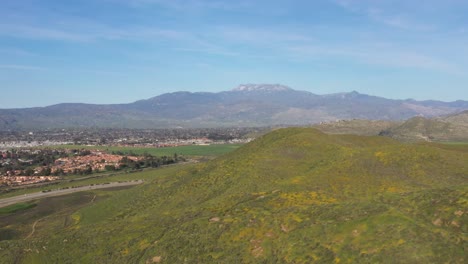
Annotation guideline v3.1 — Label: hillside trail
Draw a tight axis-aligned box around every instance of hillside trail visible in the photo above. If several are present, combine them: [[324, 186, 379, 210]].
[[24, 194, 97, 239]]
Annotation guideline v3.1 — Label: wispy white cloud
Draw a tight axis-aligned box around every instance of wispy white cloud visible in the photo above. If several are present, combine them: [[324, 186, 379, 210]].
[[0, 21, 188, 43], [1, 0, 465, 76], [0, 64, 47, 70], [215, 26, 315, 45], [0, 47, 37, 57], [77, 69, 127, 76], [0, 63, 133, 76], [359, 50, 460, 74], [174, 47, 239, 57], [0, 2, 191, 43], [110, 0, 252, 11], [333, 0, 435, 31], [333, 0, 359, 12], [0, 24, 93, 42], [176, 24, 464, 74], [366, 8, 435, 31], [288, 44, 462, 74], [171, 26, 319, 59]]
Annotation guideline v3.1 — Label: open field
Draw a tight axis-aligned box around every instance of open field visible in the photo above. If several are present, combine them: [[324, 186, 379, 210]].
[[0, 164, 192, 199], [48, 143, 243, 157], [0, 202, 36, 215], [0, 165, 188, 244], [0, 189, 131, 242], [438, 141, 468, 145], [0, 180, 143, 208]]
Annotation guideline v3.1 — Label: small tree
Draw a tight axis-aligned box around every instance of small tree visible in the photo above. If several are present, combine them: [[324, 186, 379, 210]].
[[43, 167, 52, 176], [84, 165, 92, 175], [105, 165, 116, 171]]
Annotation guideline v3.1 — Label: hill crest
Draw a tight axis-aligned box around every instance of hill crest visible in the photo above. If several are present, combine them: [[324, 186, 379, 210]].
[[1, 127, 467, 263]]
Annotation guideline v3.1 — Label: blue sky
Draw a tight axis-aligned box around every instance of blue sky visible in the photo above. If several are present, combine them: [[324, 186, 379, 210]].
[[1, 0, 467, 108]]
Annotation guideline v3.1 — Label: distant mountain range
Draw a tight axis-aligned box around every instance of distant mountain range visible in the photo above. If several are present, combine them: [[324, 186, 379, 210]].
[[1, 84, 467, 130]]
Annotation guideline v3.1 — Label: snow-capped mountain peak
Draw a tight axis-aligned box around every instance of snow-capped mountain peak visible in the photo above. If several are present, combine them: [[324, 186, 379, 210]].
[[232, 84, 293, 92]]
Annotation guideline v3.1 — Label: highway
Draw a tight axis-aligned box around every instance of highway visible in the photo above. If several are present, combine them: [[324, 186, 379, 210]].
[[0, 180, 143, 208]]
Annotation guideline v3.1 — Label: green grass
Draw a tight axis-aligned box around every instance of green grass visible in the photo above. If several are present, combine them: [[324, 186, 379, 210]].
[[438, 141, 468, 145], [0, 202, 37, 215], [0, 165, 186, 244], [0, 191, 116, 242], [1, 128, 467, 263], [50, 143, 243, 157], [0, 164, 192, 199]]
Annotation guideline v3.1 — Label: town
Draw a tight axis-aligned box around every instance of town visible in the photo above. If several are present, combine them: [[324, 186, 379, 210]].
[[0, 127, 263, 148], [0, 127, 263, 188], [0, 147, 180, 188]]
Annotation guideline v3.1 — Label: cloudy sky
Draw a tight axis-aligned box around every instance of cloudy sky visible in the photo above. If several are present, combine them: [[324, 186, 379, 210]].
[[1, 0, 467, 108]]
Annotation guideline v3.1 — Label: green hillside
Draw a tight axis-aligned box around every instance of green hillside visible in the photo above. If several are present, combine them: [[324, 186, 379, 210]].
[[1, 128, 467, 263]]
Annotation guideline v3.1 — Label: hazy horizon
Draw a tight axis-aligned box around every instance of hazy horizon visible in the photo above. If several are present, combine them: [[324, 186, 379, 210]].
[[1, 83, 468, 109]]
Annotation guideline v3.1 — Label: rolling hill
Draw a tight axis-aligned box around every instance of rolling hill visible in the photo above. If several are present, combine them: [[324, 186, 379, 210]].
[[312, 110, 468, 142], [312, 119, 400, 136], [380, 110, 468, 142], [1, 84, 467, 130], [1, 128, 466, 263]]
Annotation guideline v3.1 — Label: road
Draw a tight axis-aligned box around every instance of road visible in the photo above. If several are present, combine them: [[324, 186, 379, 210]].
[[0, 180, 144, 209]]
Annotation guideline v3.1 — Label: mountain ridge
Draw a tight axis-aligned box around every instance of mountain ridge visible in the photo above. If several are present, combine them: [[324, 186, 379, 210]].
[[1, 84, 467, 130]]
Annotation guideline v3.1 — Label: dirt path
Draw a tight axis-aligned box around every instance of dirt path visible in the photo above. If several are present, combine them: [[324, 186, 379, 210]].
[[25, 217, 43, 239], [0, 180, 143, 209], [25, 194, 98, 239]]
